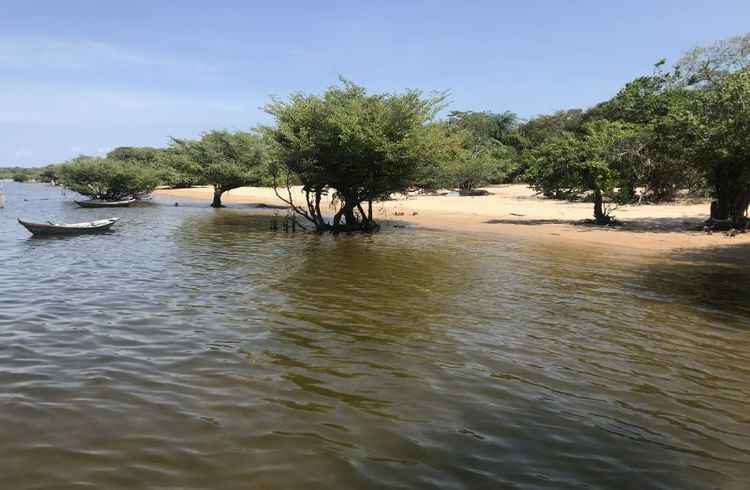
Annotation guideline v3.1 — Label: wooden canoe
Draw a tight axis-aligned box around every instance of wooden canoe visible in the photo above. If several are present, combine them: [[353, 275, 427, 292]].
[[18, 217, 119, 236], [74, 198, 136, 208]]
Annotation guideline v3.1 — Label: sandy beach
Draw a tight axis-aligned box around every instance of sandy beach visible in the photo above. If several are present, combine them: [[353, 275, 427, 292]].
[[155, 184, 750, 254]]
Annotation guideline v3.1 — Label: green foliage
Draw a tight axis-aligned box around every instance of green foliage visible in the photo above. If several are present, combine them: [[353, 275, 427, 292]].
[[0, 167, 36, 181], [428, 124, 514, 193], [584, 76, 702, 201], [264, 79, 448, 231], [107, 146, 160, 163], [446, 111, 520, 184], [38, 164, 63, 184], [107, 146, 199, 188], [170, 130, 267, 207], [586, 76, 675, 125], [515, 109, 585, 149], [61, 156, 160, 200], [526, 120, 640, 223], [661, 67, 750, 225], [447, 110, 519, 144]]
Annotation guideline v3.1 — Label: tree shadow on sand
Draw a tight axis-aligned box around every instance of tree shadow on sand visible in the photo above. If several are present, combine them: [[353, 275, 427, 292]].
[[484, 216, 714, 234]]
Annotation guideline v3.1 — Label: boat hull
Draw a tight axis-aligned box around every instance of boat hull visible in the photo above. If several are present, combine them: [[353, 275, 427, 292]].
[[18, 218, 119, 236], [74, 199, 136, 208]]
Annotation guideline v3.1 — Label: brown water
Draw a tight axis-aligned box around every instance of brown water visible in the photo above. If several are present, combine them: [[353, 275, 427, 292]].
[[1, 183, 749, 489]]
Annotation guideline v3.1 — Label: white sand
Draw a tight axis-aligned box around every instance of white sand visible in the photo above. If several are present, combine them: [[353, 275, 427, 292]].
[[156, 184, 750, 254]]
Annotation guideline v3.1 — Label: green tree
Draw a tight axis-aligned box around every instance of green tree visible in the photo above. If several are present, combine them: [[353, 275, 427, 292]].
[[107, 146, 195, 188], [447, 110, 519, 144], [151, 148, 205, 189], [1, 167, 34, 181], [446, 111, 520, 184], [586, 75, 701, 201], [515, 109, 585, 149], [662, 68, 750, 227], [107, 146, 160, 163], [170, 130, 267, 208], [263, 79, 447, 232], [527, 120, 639, 224], [61, 156, 160, 200]]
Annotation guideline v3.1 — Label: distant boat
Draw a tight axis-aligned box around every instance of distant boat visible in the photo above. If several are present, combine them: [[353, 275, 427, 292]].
[[18, 217, 119, 236], [74, 198, 136, 208]]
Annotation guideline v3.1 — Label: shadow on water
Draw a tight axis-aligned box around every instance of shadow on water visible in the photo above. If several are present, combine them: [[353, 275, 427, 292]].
[[639, 243, 750, 322], [169, 213, 716, 489]]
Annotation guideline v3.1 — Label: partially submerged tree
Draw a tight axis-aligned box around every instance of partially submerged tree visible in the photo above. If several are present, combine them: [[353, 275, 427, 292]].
[[170, 130, 267, 207], [61, 156, 160, 200], [264, 80, 447, 232]]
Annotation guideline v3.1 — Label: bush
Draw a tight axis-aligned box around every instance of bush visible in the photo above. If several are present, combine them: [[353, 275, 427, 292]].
[[61, 156, 160, 200]]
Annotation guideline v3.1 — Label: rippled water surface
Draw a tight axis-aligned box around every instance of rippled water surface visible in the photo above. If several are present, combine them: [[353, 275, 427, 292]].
[[1, 183, 749, 489]]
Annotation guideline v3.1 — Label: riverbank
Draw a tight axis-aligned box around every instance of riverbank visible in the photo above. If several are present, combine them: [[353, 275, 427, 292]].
[[155, 184, 750, 254]]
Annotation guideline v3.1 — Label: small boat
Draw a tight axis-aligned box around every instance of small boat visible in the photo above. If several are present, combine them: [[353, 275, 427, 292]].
[[74, 198, 136, 208], [18, 217, 120, 236]]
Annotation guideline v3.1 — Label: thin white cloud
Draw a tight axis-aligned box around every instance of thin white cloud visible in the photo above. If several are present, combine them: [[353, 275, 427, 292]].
[[0, 81, 262, 126], [0, 37, 267, 164], [0, 36, 219, 73]]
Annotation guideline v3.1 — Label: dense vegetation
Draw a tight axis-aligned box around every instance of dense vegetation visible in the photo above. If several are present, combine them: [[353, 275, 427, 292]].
[[518, 32, 750, 226], [10, 32, 749, 230], [0, 167, 36, 182]]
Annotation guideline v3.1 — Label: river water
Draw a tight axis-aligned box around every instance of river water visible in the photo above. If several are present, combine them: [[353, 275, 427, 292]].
[[1, 182, 748, 489]]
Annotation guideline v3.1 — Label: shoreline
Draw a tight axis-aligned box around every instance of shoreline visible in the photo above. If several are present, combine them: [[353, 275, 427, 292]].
[[155, 184, 750, 255]]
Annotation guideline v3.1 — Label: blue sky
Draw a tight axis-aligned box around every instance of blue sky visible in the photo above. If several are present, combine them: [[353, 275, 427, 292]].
[[2, 1, 749, 166]]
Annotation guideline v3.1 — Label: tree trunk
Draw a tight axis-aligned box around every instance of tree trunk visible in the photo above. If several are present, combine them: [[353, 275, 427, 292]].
[[211, 187, 224, 208], [343, 202, 357, 227], [711, 165, 749, 228], [713, 167, 731, 220], [593, 189, 609, 225], [731, 191, 750, 229]]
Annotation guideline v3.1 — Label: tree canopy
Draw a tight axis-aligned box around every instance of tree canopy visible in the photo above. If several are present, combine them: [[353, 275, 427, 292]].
[[263, 79, 448, 232], [661, 67, 750, 226], [170, 130, 267, 207], [61, 156, 161, 200], [527, 120, 640, 224]]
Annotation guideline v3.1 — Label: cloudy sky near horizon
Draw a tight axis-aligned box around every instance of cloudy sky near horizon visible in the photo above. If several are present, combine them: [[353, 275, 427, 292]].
[[2, 0, 749, 166]]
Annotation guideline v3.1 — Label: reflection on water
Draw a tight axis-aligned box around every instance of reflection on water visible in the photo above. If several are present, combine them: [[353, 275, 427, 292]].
[[0, 183, 749, 489]]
